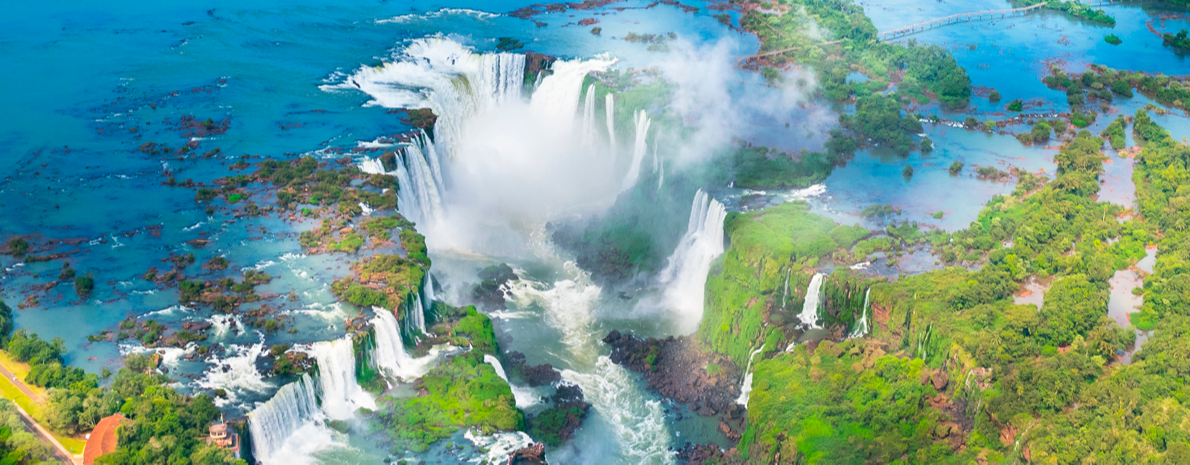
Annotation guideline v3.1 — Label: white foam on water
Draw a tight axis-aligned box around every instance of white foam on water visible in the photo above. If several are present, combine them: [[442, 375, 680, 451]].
[[504, 264, 601, 361], [196, 340, 270, 406], [465, 429, 535, 464], [562, 357, 675, 465], [248, 373, 350, 465]]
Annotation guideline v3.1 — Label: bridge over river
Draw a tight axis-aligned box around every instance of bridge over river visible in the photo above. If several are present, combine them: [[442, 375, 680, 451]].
[[877, 0, 1131, 40]]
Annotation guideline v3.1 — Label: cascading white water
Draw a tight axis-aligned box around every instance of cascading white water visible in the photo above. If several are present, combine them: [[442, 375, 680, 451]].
[[605, 93, 617, 159], [359, 157, 387, 175], [478, 53, 526, 107], [248, 373, 323, 463], [398, 136, 445, 227], [798, 273, 824, 329], [310, 336, 375, 420], [334, 39, 526, 163], [736, 346, 766, 407], [530, 58, 614, 129], [370, 307, 412, 378], [483, 354, 540, 408], [781, 268, 792, 310], [562, 358, 674, 464], [357, 132, 445, 228], [422, 273, 436, 317], [848, 288, 872, 339], [620, 109, 651, 192], [581, 84, 597, 147], [658, 190, 728, 332], [403, 292, 427, 339]]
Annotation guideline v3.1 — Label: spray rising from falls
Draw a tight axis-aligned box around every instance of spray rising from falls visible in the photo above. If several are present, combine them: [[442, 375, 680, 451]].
[[247, 334, 378, 463], [658, 190, 728, 333], [247, 374, 324, 464], [736, 346, 766, 407], [619, 109, 651, 192], [606, 93, 617, 159], [848, 288, 872, 339], [798, 273, 824, 329], [483, 354, 540, 408]]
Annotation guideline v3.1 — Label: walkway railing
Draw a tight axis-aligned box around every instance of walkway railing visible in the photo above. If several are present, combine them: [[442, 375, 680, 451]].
[[876, 0, 1132, 41]]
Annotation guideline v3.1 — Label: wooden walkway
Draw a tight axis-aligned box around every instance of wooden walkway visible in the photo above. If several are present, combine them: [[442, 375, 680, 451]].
[[876, 4, 1044, 40], [877, 0, 1131, 41]]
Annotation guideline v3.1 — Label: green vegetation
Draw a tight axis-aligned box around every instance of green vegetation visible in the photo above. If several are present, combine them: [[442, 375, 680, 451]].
[[741, 0, 970, 107], [902, 164, 914, 180], [1045, 65, 1190, 112], [1007, 99, 1024, 112], [1163, 29, 1190, 51], [495, 37, 524, 51], [948, 161, 964, 175], [0, 399, 54, 463], [705, 108, 1190, 463], [4, 238, 27, 257], [1105, 34, 1122, 45], [451, 307, 498, 355], [920, 136, 934, 153], [73, 274, 94, 298], [370, 349, 521, 453], [1020, 0, 1115, 25], [1101, 115, 1128, 150], [732, 145, 833, 190], [840, 94, 923, 156], [700, 201, 868, 366]]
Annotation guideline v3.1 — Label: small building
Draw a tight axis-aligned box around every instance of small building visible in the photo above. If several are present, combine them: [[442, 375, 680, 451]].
[[206, 418, 241, 459], [83, 414, 124, 465]]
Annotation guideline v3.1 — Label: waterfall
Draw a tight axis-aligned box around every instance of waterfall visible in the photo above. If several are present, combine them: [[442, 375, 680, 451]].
[[421, 274, 436, 322], [357, 132, 445, 228], [619, 109, 651, 192], [652, 136, 663, 192], [247, 373, 321, 462], [334, 38, 527, 163], [849, 288, 872, 339], [404, 293, 427, 339], [659, 190, 728, 329], [736, 347, 765, 407], [605, 93, 617, 159], [397, 136, 445, 227], [370, 307, 412, 379], [310, 336, 375, 420], [581, 84, 597, 146], [781, 268, 792, 311], [797, 273, 824, 329], [359, 157, 387, 175], [483, 354, 540, 408], [530, 58, 615, 129], [478, 53, 526, 107]]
